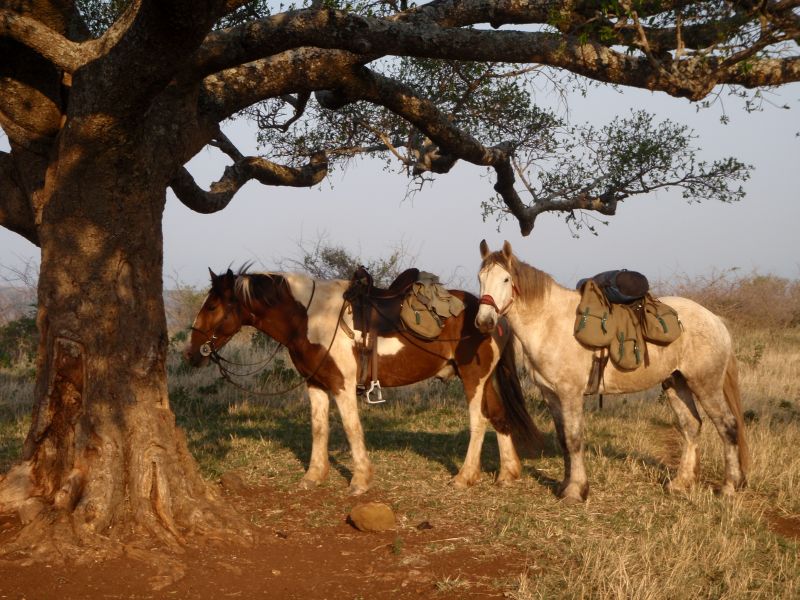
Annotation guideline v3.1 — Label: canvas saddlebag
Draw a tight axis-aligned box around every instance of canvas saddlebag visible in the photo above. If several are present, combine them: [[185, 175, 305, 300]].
[[399, 272, 465, 340], [574, 277, 682, 371], [574, 280, 615, 347], [643, 295, 682, 343]]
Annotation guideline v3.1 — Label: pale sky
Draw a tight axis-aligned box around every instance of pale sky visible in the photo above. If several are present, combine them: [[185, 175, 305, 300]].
[[1, 81, 798, 293]]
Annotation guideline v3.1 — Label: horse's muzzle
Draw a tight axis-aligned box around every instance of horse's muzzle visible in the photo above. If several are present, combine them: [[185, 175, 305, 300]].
[[183, 346, 209, 368], [475, 304, 498, 334]]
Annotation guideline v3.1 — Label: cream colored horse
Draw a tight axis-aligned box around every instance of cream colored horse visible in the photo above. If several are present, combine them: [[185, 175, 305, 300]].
[[475, 240, 749, 503]]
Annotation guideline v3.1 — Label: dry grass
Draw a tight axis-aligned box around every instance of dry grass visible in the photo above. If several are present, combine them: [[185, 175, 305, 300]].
[[156, 321, 800, 599], [1, 272, 799, 598]]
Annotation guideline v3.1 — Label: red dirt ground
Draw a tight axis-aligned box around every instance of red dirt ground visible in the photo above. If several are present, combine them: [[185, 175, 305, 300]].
[[0, 478, 528, 599]]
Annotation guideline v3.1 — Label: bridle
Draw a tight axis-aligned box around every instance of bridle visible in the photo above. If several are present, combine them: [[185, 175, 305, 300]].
[[190, 303, 239, 360]]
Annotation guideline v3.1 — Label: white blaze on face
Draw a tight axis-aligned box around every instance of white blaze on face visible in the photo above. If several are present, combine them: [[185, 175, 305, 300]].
[[476, 263, 514, 330]]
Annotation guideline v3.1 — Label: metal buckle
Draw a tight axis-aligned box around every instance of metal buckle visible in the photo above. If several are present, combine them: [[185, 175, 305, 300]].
[[365, 380, 385, 404], [199, 343, 213, 357]]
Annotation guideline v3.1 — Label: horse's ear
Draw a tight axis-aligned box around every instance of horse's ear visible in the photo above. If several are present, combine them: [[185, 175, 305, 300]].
[[502, 240, 513, 260], [225, 268, 234, 279], [479, 239, 490, 259]]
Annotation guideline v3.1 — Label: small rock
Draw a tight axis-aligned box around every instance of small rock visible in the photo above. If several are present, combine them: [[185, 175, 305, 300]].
[[415, 520, 433, 530], [349, 502, 396, 532]]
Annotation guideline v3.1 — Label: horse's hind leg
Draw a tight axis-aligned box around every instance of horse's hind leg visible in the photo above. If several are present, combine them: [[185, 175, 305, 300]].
[[542, 388, 588, 503], [662, 373, 702, 493], [299, 385, 331, 490], [496, 430, 522, 486], [687, 377, 747, 495]]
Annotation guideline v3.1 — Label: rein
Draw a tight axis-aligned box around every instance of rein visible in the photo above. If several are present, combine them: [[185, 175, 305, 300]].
[[204, 280, 352, 398], [212, 298, 348, 398], [210, 340, 283, 376], [193, 279, 318, 370]]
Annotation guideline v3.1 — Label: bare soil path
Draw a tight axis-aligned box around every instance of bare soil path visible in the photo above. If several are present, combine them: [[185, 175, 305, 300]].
[[0, 478, 526, 599]]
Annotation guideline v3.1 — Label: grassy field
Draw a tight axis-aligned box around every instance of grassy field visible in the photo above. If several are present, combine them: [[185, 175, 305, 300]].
[[1, 275, 799, 598]]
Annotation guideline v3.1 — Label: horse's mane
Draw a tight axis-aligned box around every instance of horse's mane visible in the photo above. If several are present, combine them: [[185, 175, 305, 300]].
[[234, 268, 290, 311], [480, 251, 553, 304]]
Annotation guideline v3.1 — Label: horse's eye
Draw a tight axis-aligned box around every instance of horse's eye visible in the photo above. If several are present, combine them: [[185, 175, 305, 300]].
[[504, 277, 510, 283]]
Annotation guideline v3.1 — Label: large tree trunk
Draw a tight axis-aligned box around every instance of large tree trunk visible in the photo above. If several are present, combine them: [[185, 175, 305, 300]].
[[0, 122, 248, 572]]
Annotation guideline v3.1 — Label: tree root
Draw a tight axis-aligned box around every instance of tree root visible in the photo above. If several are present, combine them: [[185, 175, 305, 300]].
[[0, 458, 253, 589]]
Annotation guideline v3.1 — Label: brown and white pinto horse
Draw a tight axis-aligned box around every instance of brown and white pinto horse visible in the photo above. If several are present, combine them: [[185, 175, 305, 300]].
[[185, 268, 541, 494], [475, 241, 749, 503]]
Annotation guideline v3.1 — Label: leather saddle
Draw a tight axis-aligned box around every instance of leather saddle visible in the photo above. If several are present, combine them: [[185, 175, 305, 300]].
[[576, 269, 649, 304], [342, 266, 421, 403], [344, 266, 420, 336]]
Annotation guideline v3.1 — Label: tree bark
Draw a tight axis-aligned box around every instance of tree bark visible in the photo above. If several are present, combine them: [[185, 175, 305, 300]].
[[0, 117, 248, 569]]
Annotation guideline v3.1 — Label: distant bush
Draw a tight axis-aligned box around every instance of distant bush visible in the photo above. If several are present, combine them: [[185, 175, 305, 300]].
[[284, 237, 414, 287], [165, 282, 207, 335], [658, 270, 800, 328], [0, 310, 38, 368]]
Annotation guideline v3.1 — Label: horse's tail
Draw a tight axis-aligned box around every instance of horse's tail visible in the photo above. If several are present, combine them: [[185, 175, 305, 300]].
[[482, 340, 543, 457], [723, 354, 750, 482]]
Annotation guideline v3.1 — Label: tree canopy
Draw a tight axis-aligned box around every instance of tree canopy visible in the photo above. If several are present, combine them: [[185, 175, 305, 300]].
[[2, 0, 797, 239]]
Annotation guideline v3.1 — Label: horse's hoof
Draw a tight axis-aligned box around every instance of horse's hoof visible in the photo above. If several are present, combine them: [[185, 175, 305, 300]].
[[559, 494, 584, 505], [719, 482, 736, 498], [558, 481, 588, 503], [450, 475, 476, 489], [349, 483, 369, 496], [495, 476, 518, 488], [298, 478, 320, 490], [665, 478, 693, 494]]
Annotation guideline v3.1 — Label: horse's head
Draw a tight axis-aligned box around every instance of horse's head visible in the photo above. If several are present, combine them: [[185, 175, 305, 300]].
[[184, 268, 245, 367], [476, 239, 518, 333]]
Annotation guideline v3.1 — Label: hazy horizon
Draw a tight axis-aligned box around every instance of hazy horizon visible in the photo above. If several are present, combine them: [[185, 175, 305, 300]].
[[2, 82, 798, 294]]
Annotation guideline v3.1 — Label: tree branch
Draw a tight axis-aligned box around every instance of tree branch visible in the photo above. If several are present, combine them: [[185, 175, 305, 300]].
[[0, 9, 88, 72], [325, 67, 541, 233], [188, 8, 799, 102], [201, 48, 358, 121], [169, 151, 328, 214]]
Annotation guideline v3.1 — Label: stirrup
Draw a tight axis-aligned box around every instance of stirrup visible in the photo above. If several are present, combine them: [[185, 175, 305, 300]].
[[365, 380, 385, 404]]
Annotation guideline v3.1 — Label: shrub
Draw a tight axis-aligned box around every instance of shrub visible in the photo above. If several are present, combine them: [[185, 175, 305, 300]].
[[0, 310, 38, 368], [658, 270, 800, 329]]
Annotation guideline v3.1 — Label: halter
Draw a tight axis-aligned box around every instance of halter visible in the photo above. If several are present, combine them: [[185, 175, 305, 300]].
[[191, 301, 243, 360], [189, 279, 339, 398], [479, 281, 520, 316], [191, 279, 317, 360]]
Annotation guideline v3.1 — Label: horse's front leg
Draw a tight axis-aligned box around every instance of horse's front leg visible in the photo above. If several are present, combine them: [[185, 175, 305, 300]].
[[485, 370, 523, 486], [451, 376, 489, 488], [332, 385, 374, 495], [299, 384, 331, 489], [542, 388, 588, 503]]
